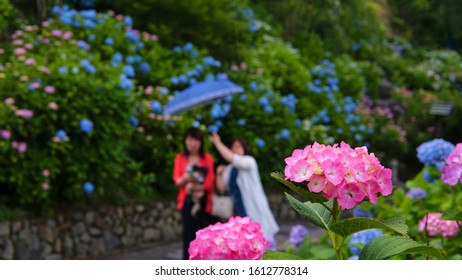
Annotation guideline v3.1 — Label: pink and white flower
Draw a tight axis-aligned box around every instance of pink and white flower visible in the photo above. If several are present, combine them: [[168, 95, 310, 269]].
[[188, 216, 269, 260], [418, 213, 459, 238], [284, 142, 393, 209], [442, 143, 462, 186], [15, 109, 34, 118]]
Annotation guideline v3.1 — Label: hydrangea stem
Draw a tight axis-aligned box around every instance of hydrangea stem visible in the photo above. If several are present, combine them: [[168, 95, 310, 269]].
[[329, 199, 344, 260]]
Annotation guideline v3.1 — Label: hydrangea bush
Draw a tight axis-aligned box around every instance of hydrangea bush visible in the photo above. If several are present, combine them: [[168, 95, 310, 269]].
[[188, 216, 269, 260], [370, 139, 462, 259], [265, 142, 443, 260]]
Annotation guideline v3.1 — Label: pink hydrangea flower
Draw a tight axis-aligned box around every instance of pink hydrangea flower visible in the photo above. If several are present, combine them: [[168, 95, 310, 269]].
[[284, 142, 393, 209], [0, 129, 11, 139], [42, 183, 49, 190], [51, 29, 62, 37], [12, 141, 27, 153], [14, 48, 26, 56], [62, 31, 73, 40], [441, 143, 462, 186], [418, 213, 459, 238], [42, 170, 50, 177], [24, 58, 36, 65], [15, 109, 34, 118], [40, 66, 50, 75], [4, 97, 15, 105], [44, 86, 56, 94], [188, 216, 269, 260], [48, 102, 58, 110], [144, 86, 154, 94]]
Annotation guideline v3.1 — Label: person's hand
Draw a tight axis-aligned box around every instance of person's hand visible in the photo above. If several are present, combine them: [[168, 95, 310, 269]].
[[209, 133, 222, 146], [181, 173, 193, 184], [216, 164, 226, 175]]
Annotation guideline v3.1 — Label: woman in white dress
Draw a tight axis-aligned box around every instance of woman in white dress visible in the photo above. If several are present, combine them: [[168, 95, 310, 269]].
[[211, 133, 279, 239]]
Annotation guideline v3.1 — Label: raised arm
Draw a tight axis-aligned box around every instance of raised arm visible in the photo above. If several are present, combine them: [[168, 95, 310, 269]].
[[215, 165, 227, 194], [210, 133, 234, 163]]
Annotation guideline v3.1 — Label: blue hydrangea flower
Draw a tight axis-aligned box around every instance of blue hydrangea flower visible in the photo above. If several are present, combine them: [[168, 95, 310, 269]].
[[349, 229, 384, 256], [208, 124, 219, 133], [170, 77, 179, 85], [123, 65, 135, 78], [151, 101, 162, 114], [256, 138, 265, 148], [88, 34, 96, 41], [80, 60, 96, 74], [126, 30, 139, 42], [422, 171, 437, 183], [119, 74, 134, 91], [295, 119, 303, 128], [352, 206, 373, 218], [406, 188, 427, 200], [264, 105, 273, 114], [266, 236, 277, 250], [159, 87, 169, 96], [104, 37, 114, 45], [80, 119, 94, 134], [129, 116, 139, 128], [78, 40, 90, 50], [289, 225, 308, 248], [83, 182, 94, 194], [280, 129, 290, 140], [56, 130, 67, 141], [416, 139, 455, 168], [139, 62, 150, 74], [183, 42, 193, 52], [238, 119, 246, 126], [83, 19, 96, 29], [192, 121, 200, 128], [249, 19, 258, 32], [124, 16, 133, 27]]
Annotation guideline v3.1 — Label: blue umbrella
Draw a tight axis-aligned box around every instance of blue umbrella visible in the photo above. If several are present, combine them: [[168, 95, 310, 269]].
[[163, 79, 244, 115]]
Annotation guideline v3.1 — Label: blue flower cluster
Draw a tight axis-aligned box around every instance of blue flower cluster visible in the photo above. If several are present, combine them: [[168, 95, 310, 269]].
[[83, 182, 94, 194], [308, 60, 372, 144], [55, 130, 67, 141], [151, 101, 163, 114], [406, 188, 427, 200], [416, 138, 455, 169], [238, 8, 258, 33], [352, 206, 373, 218], [307, 59, 338, 97], [289, 225, 308, 248], [349, 229, 384, 257], [256, 138, 265, 148], [129, 116, 139, 128], [280, 93, 296, 113], [80, 118, 94, 134], [274, 128, 290, 140], [173, 42, 199, 59]]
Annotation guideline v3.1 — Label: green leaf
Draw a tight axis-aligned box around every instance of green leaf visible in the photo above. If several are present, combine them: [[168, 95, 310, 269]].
[[360, 236, 444, 260], [441, 211, 462, 221], [285, 193, 333, 230], [330, 217, 408, 238], [271, 172, 327, 203], [297, 237, 312, 259], [263, 250, 305, 260]]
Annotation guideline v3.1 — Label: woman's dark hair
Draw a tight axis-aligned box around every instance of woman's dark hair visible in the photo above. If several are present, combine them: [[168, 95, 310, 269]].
[[232, 138, 250, 156], [182, 127, 205, 157]]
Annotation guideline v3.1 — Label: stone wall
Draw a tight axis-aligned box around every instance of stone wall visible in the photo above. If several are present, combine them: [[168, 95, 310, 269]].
[[0, 192, 296, 260]]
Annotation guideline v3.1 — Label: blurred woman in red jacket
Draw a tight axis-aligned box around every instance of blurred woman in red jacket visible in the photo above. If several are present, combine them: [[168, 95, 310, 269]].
[[173, 127, 215, 259]]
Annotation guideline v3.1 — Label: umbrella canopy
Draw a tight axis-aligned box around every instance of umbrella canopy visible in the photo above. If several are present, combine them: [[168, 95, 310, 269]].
[[163, 79, 244, 115]]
